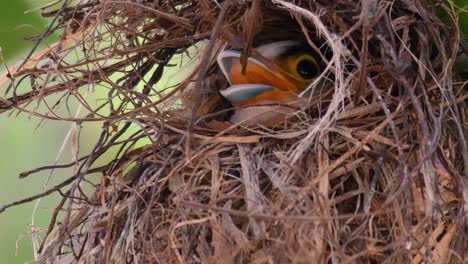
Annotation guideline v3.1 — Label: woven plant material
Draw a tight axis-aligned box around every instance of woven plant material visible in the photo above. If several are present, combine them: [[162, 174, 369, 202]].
[[0, 0, 466, 263]]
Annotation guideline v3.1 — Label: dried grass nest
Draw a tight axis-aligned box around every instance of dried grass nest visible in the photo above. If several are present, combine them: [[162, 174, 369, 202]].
[[0, 0, 467, 263]]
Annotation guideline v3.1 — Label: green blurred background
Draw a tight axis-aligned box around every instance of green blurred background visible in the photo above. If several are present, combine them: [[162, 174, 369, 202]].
[[0, 1, 77, 263], [0, 1, 466, 264]]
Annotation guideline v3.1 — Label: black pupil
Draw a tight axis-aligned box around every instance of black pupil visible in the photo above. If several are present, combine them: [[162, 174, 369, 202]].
[[296, 59, 318, 79]]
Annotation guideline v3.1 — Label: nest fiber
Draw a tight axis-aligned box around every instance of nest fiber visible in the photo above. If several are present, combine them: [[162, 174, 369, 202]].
[[0, 0, 466, 263]]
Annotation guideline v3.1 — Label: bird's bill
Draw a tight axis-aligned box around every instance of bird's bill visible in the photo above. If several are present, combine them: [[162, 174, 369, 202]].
[[219, 84, 274, 105], [217, 50, 298, 106]]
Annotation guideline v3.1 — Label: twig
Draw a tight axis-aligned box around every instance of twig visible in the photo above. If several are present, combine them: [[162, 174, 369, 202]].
[[186, 0, 231, 159]]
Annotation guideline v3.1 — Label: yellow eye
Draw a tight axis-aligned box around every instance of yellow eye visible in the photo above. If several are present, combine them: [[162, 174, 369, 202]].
[[291, 54, 320, 81]]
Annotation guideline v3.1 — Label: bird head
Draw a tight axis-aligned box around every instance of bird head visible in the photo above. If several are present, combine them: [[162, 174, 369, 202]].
[[217, 41, 323, 108]]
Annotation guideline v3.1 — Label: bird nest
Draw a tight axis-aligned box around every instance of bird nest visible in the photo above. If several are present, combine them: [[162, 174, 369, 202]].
[[0, 0, 466, 263]]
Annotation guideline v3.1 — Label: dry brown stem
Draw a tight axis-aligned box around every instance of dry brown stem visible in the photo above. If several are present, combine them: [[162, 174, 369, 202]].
[[0, 0, 466, 263]]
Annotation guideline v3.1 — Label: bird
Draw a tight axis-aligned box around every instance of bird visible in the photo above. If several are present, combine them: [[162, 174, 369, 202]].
[[217, 40, 325, 125]]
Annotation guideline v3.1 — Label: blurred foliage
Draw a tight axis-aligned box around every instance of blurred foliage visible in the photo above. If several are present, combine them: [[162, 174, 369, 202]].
[[0, 1, 46, 61], [0, 1, 61, 264], [437, 0, 468, 34], [454, 0, 467, 34]]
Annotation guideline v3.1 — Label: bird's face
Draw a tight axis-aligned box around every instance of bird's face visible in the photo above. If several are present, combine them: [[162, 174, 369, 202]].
[[217, 41, 322, 108]]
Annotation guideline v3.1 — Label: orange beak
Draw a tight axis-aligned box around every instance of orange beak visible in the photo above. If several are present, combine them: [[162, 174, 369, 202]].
[[217, 49, 303, 107]]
